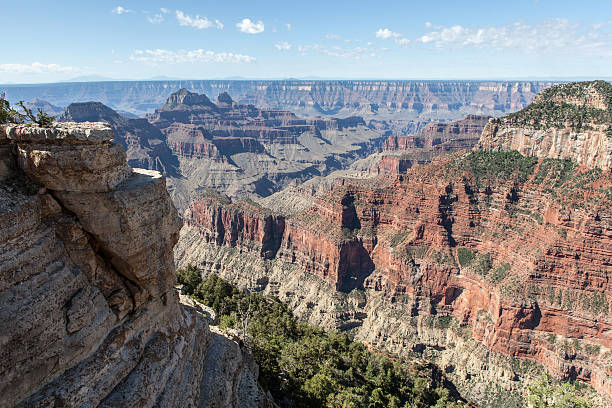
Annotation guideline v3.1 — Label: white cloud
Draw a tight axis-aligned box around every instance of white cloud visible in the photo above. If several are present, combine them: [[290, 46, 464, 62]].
[[0, 62, 78, 74], [417, 19, 611, 55], [275, 41, 292, 51], [160, 8, 169, 14], [176, 10, 223, 29], [112, 6, 132, 15], [237, 18, 264, 34], [286, 23, 292, 31], [148, 14, 164, 24], [130, 49, 255, 64], [297, 44, 374, 59], [325, 34, 341, 40], [375, 28, 410, 47], [375, 28, 402, 39]]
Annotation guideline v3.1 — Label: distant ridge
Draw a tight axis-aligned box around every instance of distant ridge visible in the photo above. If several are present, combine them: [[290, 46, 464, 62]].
[[0, 79, 558, 117]]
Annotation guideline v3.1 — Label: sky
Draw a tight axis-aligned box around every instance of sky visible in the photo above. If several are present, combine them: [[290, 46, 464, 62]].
[[0, 0, 611, 83]]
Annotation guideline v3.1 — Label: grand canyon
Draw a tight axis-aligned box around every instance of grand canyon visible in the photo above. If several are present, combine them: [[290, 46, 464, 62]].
[[2, 77, 610, 407], [2, 3, 612, 403]]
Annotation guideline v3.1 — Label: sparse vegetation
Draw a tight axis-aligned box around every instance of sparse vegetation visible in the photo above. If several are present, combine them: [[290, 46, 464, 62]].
[[501, 81, 612, 136], [527, 373, 592, 408], [489, 263, 511, 284], [450, 151, 539, 186], [180, 268, 468, 407], [456, 247, 475, 267]]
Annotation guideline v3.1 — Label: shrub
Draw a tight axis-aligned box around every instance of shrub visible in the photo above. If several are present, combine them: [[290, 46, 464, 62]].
[[457, 247, 476, 267], [176, 264, 202, 295], [0, 92, 55, 127], [527, 373, 592, 408], [184, 272, 469, 407]]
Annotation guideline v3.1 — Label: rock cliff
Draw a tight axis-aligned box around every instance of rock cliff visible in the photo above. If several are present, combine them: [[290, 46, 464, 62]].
[[360, 114, 491, 175], [0, 123, 270, 407], [59, 102, 180, 176], [477, 81, 612, 171], [175, 83, 612, 406], [177, 152, 612, 406]]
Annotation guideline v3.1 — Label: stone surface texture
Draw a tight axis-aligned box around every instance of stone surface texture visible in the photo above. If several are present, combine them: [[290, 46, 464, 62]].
[[0, 123, 270, 408]]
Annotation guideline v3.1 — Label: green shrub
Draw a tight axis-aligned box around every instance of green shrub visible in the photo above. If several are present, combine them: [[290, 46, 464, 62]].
[[186, 272, 468, 407], [457, 247, 476, 267], [0, 92, 55, 127], [527, 373, 592, 408], [176, 264, 202, 295], [489, 263, 511, 284]]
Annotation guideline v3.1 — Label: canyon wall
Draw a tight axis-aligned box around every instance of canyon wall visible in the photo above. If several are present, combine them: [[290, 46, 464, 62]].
[[175, 82, 612, 406], [0, 123, 270, 407], [177, 155, 612, 406], [477, 81, 612, 171], [2, 80, 555, 118]]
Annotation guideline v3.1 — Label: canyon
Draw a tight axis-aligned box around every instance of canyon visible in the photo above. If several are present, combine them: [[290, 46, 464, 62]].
[[0, 122, 271, 407], [175, 81, 612, 407], [1, 79, 608, 407], [3, 80, 554, 119], [57, 88, 384, 211]]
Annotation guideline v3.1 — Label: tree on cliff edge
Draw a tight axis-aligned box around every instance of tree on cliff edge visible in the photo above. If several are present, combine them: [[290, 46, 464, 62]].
[[0, 92, 55, 126]]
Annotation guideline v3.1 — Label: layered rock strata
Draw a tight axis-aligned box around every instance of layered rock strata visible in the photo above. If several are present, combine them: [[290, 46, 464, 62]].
[[3, 80, 555, 118], [369, 114, 491, 175], [177, 155, 612, 405], [0, 123, 270, 408], [477, 81, 612, 171]]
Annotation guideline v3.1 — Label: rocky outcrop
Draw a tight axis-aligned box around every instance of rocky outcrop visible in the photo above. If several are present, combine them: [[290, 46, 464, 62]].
[[384, 114, 490, 153], [60, 102, 180, 176], [351, 114, 491, 175], [0, 123, 270, 407], [477, 81, 612, 171]]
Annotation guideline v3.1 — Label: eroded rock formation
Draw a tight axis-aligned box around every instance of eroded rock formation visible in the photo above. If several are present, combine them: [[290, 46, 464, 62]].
[[175, 82, 612, 406], [0, 123, 270, 408]]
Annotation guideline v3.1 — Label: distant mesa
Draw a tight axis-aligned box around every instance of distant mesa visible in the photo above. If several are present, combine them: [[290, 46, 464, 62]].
[[24, 98, 64, 117], [161, 88, 218, 110]]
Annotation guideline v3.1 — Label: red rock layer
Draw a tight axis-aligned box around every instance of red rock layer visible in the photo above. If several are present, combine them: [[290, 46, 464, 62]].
[[383, 115, 490, 153], [185, 154, 612, 397]]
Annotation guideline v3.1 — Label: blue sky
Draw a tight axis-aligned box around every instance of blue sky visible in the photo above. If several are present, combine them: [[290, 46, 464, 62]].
[[1, 0, 611, 83]]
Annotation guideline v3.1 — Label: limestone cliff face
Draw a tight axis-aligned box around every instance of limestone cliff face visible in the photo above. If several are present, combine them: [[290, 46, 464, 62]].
[[477, 81, 612, 171], [0, 123, 270, 408], [177, 152, 612, 406], [3, 80, 555, 118]]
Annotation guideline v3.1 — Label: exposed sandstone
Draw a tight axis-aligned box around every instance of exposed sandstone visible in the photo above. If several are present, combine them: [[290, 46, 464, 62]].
[[0, 123, 271, 408], [478, 124, 611, 171]]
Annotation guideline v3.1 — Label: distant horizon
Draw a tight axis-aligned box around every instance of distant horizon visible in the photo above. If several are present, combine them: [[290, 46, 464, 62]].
[[2, 76, 611, 87]]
